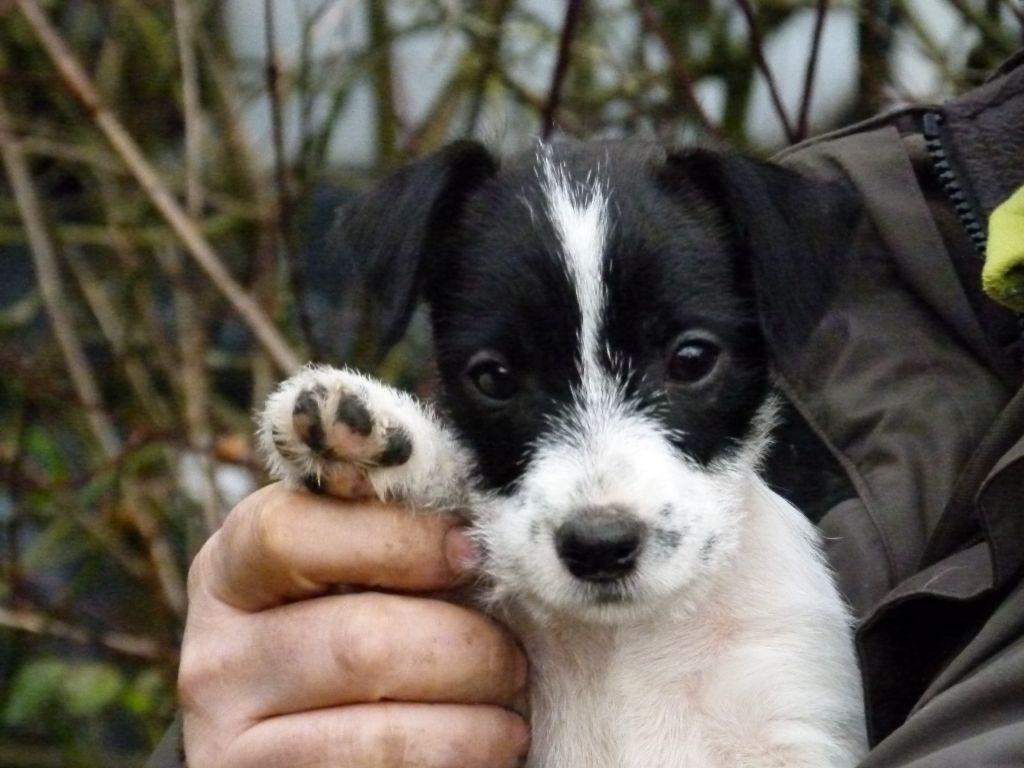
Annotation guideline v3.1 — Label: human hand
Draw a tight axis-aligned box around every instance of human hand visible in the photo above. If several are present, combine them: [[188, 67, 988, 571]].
[[179, 483, 530, 767]]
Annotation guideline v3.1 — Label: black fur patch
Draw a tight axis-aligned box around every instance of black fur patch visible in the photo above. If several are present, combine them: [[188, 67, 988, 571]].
[[330, 140, 861, 498]]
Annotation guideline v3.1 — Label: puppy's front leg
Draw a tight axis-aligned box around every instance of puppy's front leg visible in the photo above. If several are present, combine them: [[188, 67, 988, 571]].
[[258, 365, 473, 509]]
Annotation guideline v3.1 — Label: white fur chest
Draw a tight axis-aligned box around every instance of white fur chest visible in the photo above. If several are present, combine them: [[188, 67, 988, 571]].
[[506, 484, 866, 768]]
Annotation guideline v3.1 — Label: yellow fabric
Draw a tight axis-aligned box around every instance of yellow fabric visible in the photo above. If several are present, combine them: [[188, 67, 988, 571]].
[[983, 184, 1024, 312]]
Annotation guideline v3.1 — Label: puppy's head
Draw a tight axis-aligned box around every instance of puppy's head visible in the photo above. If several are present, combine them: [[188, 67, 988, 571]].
[[335, 140, 860, 620]]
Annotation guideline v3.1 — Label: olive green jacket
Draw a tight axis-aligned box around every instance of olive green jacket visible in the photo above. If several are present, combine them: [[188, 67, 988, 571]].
[[776, 51, 1024, 766], [147, 53, 1024, 768]]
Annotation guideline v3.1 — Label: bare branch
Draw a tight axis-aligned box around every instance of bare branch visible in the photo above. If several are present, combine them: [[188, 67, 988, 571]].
[[265, 0, 316, 352], [0, 94, 121, 457], [0, 94, 188, 615], [461, 0, 515, 138], [265, 0, 291, 251], [541, 0, 586, 140], [632, 0, 723, 139], [734, 0, 796, 144], [367, 1, 400, 162], [946, 0, 1018, 52], [0, 605, 175, 663], [173, 0, 204, 216], [796, 0, 829, 141], [173, 0, 223, 533], [15, 0, 301, 375], [1006, 0, 1024, 29], [63, 248, 174, 430]]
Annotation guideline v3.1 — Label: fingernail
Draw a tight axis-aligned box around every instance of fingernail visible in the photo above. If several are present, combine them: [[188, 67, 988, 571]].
[[444, 526, 480, 575]]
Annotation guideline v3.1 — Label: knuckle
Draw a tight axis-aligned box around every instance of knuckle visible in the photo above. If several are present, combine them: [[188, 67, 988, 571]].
[[177, 639, 230, 711], [248, 495, 296, 572], [330, 597, 399, 691], [186, 533, 217, 601]]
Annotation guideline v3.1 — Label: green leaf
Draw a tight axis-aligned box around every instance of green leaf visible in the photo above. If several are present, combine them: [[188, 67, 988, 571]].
[[121, 668, 167, 716], [62, 662, 125, 717], [2, 658, 67, 726]]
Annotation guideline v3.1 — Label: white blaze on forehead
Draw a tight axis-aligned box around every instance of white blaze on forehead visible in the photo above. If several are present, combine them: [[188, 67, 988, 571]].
[[538, 150, 609, 383]]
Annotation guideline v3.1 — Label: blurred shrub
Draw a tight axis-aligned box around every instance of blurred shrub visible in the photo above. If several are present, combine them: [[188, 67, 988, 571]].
[[0, 1, 1020, 764]]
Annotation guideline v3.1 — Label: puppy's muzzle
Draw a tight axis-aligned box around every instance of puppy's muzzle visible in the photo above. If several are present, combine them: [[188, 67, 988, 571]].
[[555, 510, 645, 582]]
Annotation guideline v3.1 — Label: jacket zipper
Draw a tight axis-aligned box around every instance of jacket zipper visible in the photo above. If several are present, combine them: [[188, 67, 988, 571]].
[[922, 110, 1024, 368], [922, 111, 988, 253]]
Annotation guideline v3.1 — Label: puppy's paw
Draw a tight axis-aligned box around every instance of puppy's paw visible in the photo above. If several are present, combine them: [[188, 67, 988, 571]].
[[258, 365, 419, 495]]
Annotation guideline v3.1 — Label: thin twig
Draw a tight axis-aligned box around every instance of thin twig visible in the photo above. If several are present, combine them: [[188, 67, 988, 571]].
[[173, 0, 204, 216], [195, 28, 270, 204], [1006, 0, 1024, 28], [265, 0, 316, 354], [116, 493, 188, 616], [16, 0, 301, 375], [734, 0, 797, 144], [541, 0, 586, 139], [856, 0, 894, 117], [0, 94, 121, 457], [265, 0, 291, 260], [0, 605, 174, 663], [63, 248, 174, 429], [462, 0, 515, 138], [366, 0, 399, 162], [0, 94, 188, 615], [632, 0, 723, 139], [173, 0, 223, 533], [946, 0, 1017, 52], [2, 401, 31, 606], [796, 0, 829, 141]]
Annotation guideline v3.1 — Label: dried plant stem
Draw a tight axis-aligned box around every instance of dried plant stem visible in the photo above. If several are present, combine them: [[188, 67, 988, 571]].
[[462, 0, 515, 137], [0, 95, 120, 457], [173, 0, 223, 533], [159, 244, 224, 534], [946, 0, 1018, 51], [263, 0, 315, 374], [0, 94, 187, 617], [173, 0, 204, 216], [541, 0, 586, 139], [796, 0, 829, 141], [63, 249, 174, 430], [15, 0, 301, 375], [57, 499, 152, 582], [0, 605, 174, 663], [734, 0, 796, 144], [118, 494, 187, 616], [265, 0, 292, 264], [633, 0, 722, 139], [367, 0, 399, 162]]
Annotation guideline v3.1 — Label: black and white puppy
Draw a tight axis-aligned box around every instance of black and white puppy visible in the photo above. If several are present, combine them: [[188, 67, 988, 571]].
[[259, 140, 867, 767]]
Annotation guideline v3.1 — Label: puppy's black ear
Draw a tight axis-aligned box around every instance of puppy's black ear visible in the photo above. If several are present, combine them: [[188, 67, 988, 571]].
[[661, 150, 863, 361], [333, 140, 498, 353]]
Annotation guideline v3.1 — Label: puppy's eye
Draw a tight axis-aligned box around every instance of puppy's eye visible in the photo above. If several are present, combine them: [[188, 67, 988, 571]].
[[667, 333, 722, 384], [465, 352, 518, 402]]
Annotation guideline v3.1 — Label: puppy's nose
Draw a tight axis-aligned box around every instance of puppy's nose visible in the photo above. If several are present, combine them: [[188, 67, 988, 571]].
[[556, 511, 644, 582]]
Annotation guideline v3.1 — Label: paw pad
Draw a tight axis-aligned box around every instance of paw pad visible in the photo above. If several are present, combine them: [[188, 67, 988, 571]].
[[263, 367, 418, 490]]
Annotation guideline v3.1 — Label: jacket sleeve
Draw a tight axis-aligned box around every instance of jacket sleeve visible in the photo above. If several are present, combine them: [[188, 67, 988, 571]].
[[145, 714, 186, 768], [857, 576, 1024, 768]]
